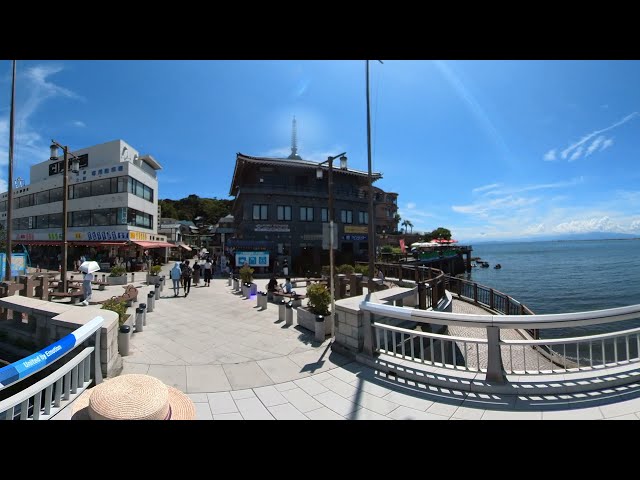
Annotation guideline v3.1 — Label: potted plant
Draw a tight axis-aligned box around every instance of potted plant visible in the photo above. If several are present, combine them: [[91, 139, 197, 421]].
[[107, 265, 128, 285], [239, 264, 256, 298], [147, 264, 163, 286], [297, 283, 332, 336]]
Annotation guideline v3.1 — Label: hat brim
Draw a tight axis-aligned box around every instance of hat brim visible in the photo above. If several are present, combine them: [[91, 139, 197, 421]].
[[70, 382, 196, 420]]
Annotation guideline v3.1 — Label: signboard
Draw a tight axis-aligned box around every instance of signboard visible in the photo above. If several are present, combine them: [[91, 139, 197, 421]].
[[344, 226, 368, 234], [86, 231, 129, 241], [343, 234, 367, 241], [301, 234, 323, 241], [48, 153, 89, 176], [254, 224, 290, 232], [129, 231, 148, 241], [322, 223, 338, 250], [235, 251, 270, 267], [0, 253, 27, 279]]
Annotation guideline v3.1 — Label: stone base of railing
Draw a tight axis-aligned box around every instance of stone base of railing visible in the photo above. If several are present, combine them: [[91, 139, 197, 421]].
[[356, 352, 640, 396]]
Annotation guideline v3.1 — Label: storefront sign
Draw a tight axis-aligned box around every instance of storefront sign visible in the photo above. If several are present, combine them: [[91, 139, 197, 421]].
[[86, 231, 129, 241], [235, 251, 270, 267], [344, 226, 368, 234], [129, 231, 148, 241], [301, 234, 323, 241], [343, 234, 367, 241], [254, 224, 290, 232], [48, 154, 89, 176]]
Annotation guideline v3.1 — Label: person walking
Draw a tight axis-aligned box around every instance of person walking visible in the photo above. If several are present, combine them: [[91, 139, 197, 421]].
[[80, 271, 94, 306], [192, 261, 201, 287], [170, 262, 182, 297], [181, 260, 193, 297], [203, 258, 213, 286]]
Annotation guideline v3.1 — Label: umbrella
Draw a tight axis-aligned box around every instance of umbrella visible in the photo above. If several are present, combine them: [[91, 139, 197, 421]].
[[79, 261, 100, 273]]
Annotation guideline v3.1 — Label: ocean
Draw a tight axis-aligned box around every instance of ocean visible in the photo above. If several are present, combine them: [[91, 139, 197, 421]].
[[461, 239, 640, 337]]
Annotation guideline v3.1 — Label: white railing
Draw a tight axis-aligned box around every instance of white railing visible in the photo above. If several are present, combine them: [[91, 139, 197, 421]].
[[0, 316, 103, 420], [361, 300, 640, 382]]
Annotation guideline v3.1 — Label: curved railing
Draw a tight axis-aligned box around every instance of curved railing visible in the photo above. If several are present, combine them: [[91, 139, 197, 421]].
[[359, 300, 640, 382], [0, 315, 103, 420], [446, 276, 535, 316]]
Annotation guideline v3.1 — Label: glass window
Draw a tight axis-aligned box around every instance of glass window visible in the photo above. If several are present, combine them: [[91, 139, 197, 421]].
[[0, 201, 6, 212], [277, 205, 291, 221], [253, 204, 268, 220], [321, 208, 328, 222], [300, 207, 313, 222], [49, 188, 63, 203], [135, 180, 144, 198], [128, 177, 134, 194], [49, 213, 62, 228], [35, 190, 49, 205], [92, 178, 111, 196], [117, 207, 128, 225], [70, 210, 91, 227], [36, 215, 49, 229], [118, 177, 127, 193], [341, 210, 353, 224], [358, 211, 368, 224], [73, 182, 91, 199], [92, 209, 111, 226]]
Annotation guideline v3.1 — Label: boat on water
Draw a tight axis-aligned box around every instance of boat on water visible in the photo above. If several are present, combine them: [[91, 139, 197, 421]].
[[480, 261, 490, 268], [494, 264, 502, 269]]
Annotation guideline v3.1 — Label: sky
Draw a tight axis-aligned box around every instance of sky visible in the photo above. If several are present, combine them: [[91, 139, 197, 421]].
[[0, 60, 639, 243]]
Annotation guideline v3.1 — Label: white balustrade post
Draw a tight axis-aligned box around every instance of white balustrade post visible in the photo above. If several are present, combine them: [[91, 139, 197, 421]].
[[362, 309, 374, 356], [485, 326, 506, 383]]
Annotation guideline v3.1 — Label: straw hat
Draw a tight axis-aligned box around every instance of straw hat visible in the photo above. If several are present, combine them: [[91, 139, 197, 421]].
[[71, 374, 195, 420]]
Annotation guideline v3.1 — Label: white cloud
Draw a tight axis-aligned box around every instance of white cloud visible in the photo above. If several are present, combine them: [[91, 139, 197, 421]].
[[73, 120, 86, 128], [553, 216, 619, 234], [543, 149, 557, 161], [585, 135, 605, 157], [555, 112, 637, 162], [452, 195, 540, 217], [472, 183, 501, 193], [406, 202, 416, 209], [601, 138, 614, 150]]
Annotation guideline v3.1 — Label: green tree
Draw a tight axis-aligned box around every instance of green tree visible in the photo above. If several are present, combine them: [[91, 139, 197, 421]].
[[393, 213, 401, 232], [401, 220, 409, 233], [429, 227, 452, 240], [159, 195, 232, 225], [406, 220, 413, 234]]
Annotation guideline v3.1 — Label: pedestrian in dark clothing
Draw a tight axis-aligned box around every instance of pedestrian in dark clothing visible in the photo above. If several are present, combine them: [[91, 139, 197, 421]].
[[181, 260, 193, 297]]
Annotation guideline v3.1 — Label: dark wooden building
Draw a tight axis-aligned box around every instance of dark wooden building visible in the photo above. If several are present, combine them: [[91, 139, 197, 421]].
[[228, 152, 397, 276]]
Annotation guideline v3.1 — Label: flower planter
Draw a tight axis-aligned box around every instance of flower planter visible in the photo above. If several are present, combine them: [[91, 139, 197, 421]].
[[146, 274, 161, 286], [296, 307, 332, 336], [107, 275, 128, 286]]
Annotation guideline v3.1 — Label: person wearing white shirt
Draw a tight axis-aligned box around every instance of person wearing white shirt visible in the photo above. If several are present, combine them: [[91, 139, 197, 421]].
[[81, 272, 94, 306]]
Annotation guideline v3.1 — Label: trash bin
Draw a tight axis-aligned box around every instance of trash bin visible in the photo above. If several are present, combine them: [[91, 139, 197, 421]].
[[285, 300, 294, 326], [139, 303, 147, 326], [118, 325, 131, 356], [147, 291, 155, 313], [315, 315, 325, 342], [278, 299, 287, 322], [135, 307, 144, 332]]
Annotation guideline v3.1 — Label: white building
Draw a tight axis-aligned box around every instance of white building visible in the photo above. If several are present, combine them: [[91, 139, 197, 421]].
[[0, 139, 172, 269]]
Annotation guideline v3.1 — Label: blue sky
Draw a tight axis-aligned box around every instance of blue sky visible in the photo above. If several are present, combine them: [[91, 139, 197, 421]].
[[1, 60, 639, 242]]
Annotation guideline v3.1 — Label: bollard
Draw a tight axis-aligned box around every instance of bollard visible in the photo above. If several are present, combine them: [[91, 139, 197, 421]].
[[132, 272, 135, 282], [102, 274, 106, 283], [315, 315, 325, 342], [139, 303, 147, 326], [233, 278, 239, 291], [228, 273, 232, 287], [256, 291, 263, 308], [147, 291, 155, 313], [118, 325, 131, 356], [154, 285, 161, 300], [285, 301, 294, 326], [278, 299, 287, 322], [258, 291, 268, 310], [135, 307, 144, 332], [160, 276, 166, 292]]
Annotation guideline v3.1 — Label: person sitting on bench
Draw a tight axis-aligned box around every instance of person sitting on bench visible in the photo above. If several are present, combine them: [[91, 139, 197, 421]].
[[283, 278, 293, 294]]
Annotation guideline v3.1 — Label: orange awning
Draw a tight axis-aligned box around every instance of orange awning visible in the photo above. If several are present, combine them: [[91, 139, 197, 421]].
[[131, 240, 174, 248]]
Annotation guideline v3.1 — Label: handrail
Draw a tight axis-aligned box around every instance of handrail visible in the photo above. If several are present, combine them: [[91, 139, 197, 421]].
[[0, 315, 104, 391]]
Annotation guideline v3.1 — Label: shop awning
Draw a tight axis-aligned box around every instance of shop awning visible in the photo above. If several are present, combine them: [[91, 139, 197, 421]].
[[176, 242, 192, 251], [130, 240, 174, 248]]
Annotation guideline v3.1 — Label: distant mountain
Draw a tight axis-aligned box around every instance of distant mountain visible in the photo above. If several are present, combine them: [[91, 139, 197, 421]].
[[463, 232, 640, 244]]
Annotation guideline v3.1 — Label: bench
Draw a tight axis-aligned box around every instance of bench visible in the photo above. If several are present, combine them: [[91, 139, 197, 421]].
[[97, 284, 138, 307], [91, 280, 108, 291], [49, 290, 84, 304], [271, 290, 307, 307]]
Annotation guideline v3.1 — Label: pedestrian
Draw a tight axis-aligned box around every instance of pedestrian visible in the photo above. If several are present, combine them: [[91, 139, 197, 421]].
[[283, 277, 293, 294], [282, 260, 289, 277], [192, 261, 201, 287], [203, 258, 213, 286], [170, 262, 182, 297], [81, 271, 94, 306], [181, 260, 193, 297]]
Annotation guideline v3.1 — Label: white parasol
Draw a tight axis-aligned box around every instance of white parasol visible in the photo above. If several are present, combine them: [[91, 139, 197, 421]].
[[79, 261, 100, 273]]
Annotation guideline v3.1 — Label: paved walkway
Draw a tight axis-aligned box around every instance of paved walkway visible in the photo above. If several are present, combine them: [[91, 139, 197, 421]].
[[54, 265, 640, 420]]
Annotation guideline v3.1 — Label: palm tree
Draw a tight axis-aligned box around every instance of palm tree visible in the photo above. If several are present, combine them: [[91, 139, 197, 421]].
[[401, 220, 409, 234], [406, 220, 413, 234], [393, 213, 401, 233]]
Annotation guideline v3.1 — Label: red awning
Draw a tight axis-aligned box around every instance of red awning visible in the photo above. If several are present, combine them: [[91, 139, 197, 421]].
[[131, 240, 174, 248], [14, 240, 128, 246]]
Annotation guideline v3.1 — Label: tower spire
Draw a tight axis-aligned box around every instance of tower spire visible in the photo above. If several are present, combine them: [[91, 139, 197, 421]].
[[288, 115, 302, 160]]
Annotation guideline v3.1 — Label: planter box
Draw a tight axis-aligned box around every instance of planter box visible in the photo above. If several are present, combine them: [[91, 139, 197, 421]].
[[107, 275, 128, 286], [146, 274, 161, 286], [296, 307, 332, 336]]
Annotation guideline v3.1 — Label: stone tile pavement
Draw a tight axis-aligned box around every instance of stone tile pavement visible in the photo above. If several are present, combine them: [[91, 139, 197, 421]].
[[57, 264, 640, 420]]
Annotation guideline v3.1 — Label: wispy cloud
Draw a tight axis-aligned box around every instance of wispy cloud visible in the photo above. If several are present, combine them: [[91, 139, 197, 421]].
[[452, 195, 540, 217], [0, 63, 83, 172], [552, 112, 638, 162], [479, 177, 583, 197], [73, 120, 86, 128], [472, 183, 501, 194], [543, 149, 557, 161], [406, 202, 416, 209], [553, 216, 619, 234]]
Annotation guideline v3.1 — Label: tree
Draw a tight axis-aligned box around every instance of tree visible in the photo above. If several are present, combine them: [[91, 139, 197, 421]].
[[393, 213, 401, 232], [406, 220, 413, 234], [427, 227, 451, 240], [401, 220, 409, 233], [158, 195, 232, 225]]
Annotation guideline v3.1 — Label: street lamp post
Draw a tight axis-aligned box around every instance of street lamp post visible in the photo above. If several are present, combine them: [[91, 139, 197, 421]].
[[317, 152, 347, 329], [50, 141, 80, 293]]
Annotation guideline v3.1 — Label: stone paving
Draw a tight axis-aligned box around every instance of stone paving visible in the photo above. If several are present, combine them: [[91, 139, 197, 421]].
[[54, 264, 640, 420]]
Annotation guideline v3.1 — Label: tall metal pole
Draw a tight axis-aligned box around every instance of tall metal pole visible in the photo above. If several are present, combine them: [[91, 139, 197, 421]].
[[60, 146, 69, 293], [366, 60, 376, 290], [5, 60, 16, 281], [328, 157, 335, 327]]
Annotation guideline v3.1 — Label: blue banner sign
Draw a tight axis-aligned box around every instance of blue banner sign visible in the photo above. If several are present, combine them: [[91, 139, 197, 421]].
[[0, 253, 27, 279], [235, 251, 270, 267], [343, 234, 368, 241]]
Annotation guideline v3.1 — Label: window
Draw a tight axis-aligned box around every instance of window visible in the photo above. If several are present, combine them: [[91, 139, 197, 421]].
[[36, 215, 49, 229], [70, 210, 91, 227], [92, 209, 112, 226], [277, 205, 291, 221], [321, 208, 328, 223], [35, 190, 49, 205], [49, 213, 62, 228], [358, 211, 368, 224], [300, 207, 313, 222], [117, 207, 128, 225], [49, 188, 63, 203], [72, 182, 91, 199], [91, 178, 112, 197], [253, 204, 268, 220], [386, 208, 392, 218], [340, 210, 353, 224], [0, 201, 6, 212]]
